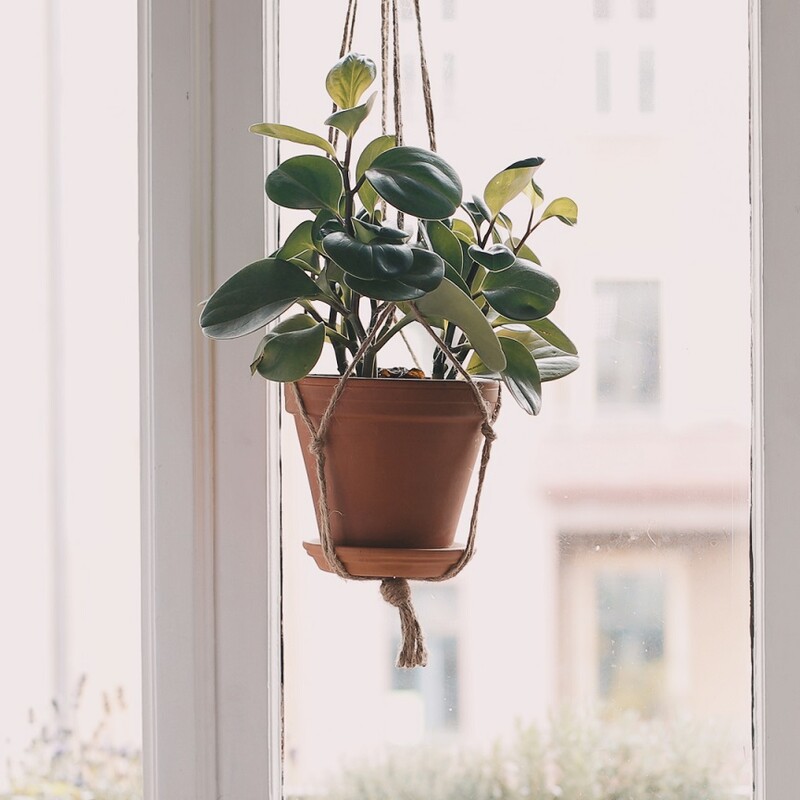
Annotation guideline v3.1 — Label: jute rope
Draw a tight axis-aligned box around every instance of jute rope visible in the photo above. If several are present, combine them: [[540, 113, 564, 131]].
[[289, 303, 501, 668], [328, 0, 359, 150], [411, 0, 437, 152]]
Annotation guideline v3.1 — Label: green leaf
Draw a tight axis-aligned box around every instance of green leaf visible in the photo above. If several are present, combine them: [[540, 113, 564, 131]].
[[505, 238, 541, 265], [322, 231, 414, 280], [451, 218, 476, 244], [540, 197, 578, 225], [324, 91, 376, 139], [414, 278, 506, 373], [250, 315, 325, 382], [311, 209, 345, 250], [481, 259, 560, 321], [325, 53, 377, 109], [266, 155, 343, 212], [200, 258, 320, 339], [444, 263, 470, 295], [352, 219, 409, 243], [523, 179, 544, 209], [365, 146, 463, 220], [483, 157, 545, 216], [490, 315, 577, 355], [426, 220, 463, 272], [495, 328, 579, 383], [356, 134, 396, 212], [249, 122, 337, 158], [468, 336, 542, 415], [468, 243, 515, 272], [278, 220, 316, 263], [344, 248, 445, 301]]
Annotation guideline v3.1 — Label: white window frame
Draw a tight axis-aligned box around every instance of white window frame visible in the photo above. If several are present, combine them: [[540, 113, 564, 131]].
[[138, 0, 798, 797]]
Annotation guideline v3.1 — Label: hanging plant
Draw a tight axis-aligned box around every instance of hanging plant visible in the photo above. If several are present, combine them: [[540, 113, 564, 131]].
[[199, 51, 579, 667]]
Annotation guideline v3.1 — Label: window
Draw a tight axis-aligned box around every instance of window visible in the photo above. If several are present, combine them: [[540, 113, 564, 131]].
[[639, 48, 655, 112], [638, 0, 656, 19], [139, 2, 800, 798], [442, 0, 456, 21], [594, 0, 611, 19], [596, 281, 660, 407], [596, 49, 612, 113]]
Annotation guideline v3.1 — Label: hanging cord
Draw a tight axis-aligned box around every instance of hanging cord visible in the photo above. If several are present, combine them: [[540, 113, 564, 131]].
[[328, 0, 359, 150], [289, 304, 501, 668], [412, 0, 437, 152], [391, 0, 405, 230]]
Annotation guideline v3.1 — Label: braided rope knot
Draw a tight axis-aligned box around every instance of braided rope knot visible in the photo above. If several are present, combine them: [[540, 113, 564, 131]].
[[380, 576, 412, 606], [309, 436, 326, 457], [481, 422, 497, 442]]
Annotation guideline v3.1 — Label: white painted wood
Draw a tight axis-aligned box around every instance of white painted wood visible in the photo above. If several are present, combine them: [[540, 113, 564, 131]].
[[139, 0, 279, 797], [752, 0, 800, 797]]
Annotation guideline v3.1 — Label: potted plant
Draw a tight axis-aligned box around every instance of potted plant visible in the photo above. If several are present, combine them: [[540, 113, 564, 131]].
[[199, 52, 579, 574]]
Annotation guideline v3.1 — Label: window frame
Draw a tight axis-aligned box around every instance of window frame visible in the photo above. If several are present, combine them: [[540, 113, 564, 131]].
[[139, 0, 797, 796]]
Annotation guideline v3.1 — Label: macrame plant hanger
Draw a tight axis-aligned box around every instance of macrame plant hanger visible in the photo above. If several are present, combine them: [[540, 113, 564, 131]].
[[290, 0, 501, 669]]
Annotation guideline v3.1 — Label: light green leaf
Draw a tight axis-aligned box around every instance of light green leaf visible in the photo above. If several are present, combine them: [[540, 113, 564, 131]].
[[249, 122, 337, 158], [200, 258, 320, 339], [414, 278, 506, 373], [468, 243, 516, 272], [365, 146, 463, 220], [451, 218, 476, 244], [523, 178, 544, 208], [490, 316, 577, 355], [322, 231, 414, 280], [324, 91, 376, 139], [325, 53, 377, 109], [468, 336, 542, 415], [426, 220, 463, 272], [250, 315, 325, 382], [278, 220, 316, 264], [266, 155, 343, 212], [483, 157, 544, 216], [356, 134, 396, 212], [481, 258, 560, 321], [505, 238, 541, 265], [540, 197, 578, 225]]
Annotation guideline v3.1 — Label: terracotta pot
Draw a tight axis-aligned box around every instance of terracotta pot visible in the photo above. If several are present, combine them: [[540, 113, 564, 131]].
[[285, 375, 500, 549]]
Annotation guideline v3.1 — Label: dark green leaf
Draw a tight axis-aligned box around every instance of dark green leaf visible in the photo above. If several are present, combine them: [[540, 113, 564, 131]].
[[356, 134, 396, 212], [468, 243, 515, 272], [365, 146, 462, 220], [311, 209, 345, 250], [250, 314, 325, 382], [278, 220, 316, 265], [426, 220, 463, 272], [325, 53, 377, 109], [200, 258, 320, 339], [322, 231, 414, 279], [484, 157, 544, 216], [468, 336, 542, 415], [344, 247, 445, 301], [324, 92, 376, 139], [249, 122, 337, 158], [482, 258, 560, 321], [266, 155, 343, 212], [353, 219, 409, 243]]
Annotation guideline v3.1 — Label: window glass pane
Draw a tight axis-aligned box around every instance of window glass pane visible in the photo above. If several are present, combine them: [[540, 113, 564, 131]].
[[0, 2, 141, 796], [280, 1, 751, 797]]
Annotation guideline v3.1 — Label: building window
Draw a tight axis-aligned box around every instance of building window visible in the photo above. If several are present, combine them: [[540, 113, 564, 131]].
[[637, 0, 656, 19], [639, 48, 655, 112], [596, 50, 611, 113], [594, 0, 611, 19], [442, 0, 456, 20], [443, 52, 455, 109], [595, 281, 660, 406], [597, 570, 666, 715]]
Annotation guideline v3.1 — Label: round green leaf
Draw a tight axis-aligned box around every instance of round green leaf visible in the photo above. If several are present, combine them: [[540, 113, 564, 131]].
[[250, 315, 325, 382], [451, 218, 476, 244], [426, 220, 463, 272], [322, 231, 414, 280], [468, 336, 542, 415], [278, 220, 316, 266], [365, 146, 463, 220], [481, 259, 560, 321], [311, 209, 345, 250], [414, 278, 506, 373], [496, 328, 579, 383], [343, 247, 444, 301], [200, 258, 320, 339], [505, 238, 541, 265], [266, 155, 343, 212], [356, 134, 396, 212], [468, 243, 515, 272], [540, 197, 578, 225], [326, 53, 377, 110], [324, 92, 376, 139], [483, 157, 544, 217], [249, 122, 337, 158]]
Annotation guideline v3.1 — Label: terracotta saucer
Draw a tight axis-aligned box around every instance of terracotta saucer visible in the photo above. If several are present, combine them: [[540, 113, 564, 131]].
[[302, 540, 467, 579]]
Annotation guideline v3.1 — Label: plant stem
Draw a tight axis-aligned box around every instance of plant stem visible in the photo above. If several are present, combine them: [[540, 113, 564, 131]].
[[478, 214, 499, 249], [513, 216, 543, 255]]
